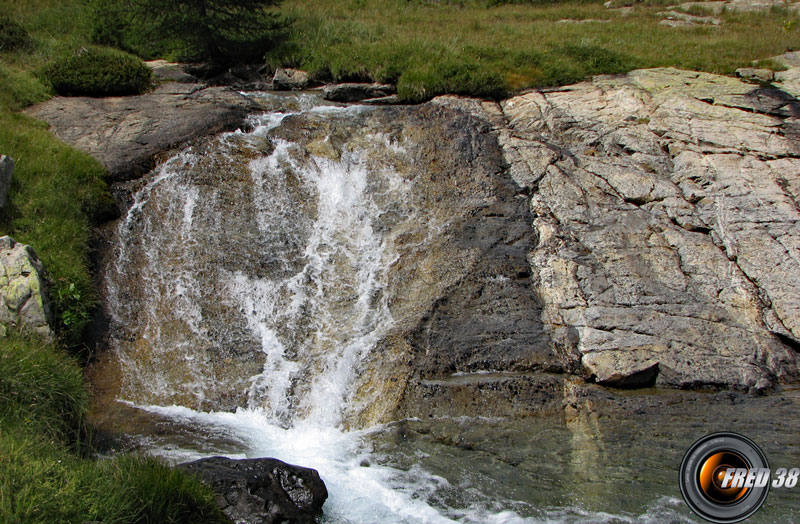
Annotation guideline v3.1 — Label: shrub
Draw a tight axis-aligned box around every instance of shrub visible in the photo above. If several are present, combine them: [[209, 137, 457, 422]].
[[0, 15, 31, 52], [43, 47, 152, 97]]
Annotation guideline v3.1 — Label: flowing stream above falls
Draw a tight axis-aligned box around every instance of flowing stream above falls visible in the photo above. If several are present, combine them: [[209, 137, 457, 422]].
[[90, 93, 800, 524]]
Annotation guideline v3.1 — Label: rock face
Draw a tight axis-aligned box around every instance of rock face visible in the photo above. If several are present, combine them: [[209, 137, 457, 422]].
[[145, 60, 198, 83], [0, 236, 53, 339], [177, 456, 327, 524], [323, 83, 396, 102], [495, 67, 800, 391], [25, 83, 259, 181], [34, 62, 799, 424], [0, 155, 12, 210]]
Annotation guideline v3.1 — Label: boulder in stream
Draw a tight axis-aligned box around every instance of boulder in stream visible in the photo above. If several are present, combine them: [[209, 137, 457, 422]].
[[177, 456, 328, 524]]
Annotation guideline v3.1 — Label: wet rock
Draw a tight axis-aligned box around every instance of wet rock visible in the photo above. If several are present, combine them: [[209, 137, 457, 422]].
[[323, 83, 396, 102], [210, 64, 273, 90], [178, 456, 327, 524], [362, 94, 401, 105], [0, 236, 53, 339], [0, 155, 12, 210], [24, 83, 259, 181], [398, 372, 566, 419], [272, 68, 311, 91]]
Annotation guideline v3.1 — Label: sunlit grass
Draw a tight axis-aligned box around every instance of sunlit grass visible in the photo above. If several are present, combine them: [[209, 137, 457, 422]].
[[273, 0, 800, 101]]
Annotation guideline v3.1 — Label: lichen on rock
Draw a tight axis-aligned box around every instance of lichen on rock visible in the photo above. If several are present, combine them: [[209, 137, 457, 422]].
[[498, 66, 800, 392], [0, 236, 53, 339]]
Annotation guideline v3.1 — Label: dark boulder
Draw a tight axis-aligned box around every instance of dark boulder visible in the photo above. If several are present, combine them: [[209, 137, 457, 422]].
[[177, 456, 328, 524]]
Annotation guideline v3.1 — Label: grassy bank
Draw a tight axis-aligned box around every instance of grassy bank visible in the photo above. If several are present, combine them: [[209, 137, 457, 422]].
[[0, 2, 227, 523], [271, 0, 800, 101], [0, 0, 116, 343], [0, 335, 228, 524]]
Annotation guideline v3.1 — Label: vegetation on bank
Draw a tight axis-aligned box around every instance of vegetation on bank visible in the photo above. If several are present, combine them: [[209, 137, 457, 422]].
[[270, 0, 800, 101], [0, 2, 227, 523], [0, 337, 228, 524]]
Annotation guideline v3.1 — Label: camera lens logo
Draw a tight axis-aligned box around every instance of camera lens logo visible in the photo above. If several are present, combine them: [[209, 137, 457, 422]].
[[679, 432, 770, 523]]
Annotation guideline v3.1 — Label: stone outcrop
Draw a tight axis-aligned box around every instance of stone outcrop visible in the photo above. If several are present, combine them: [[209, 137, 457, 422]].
[[145, 60, 198, 83], [494, 66, 800, 391], [323, 83, 396, 102], [30, 57, 800, 422], [177, 456, 327, 524], [0, 236, 53, 339], [272, 68, 311, 91], [658, 10, 721, 27], [0, 155, 12, 210], [735, 67, 775, 83], [25, 83, 259, 181]]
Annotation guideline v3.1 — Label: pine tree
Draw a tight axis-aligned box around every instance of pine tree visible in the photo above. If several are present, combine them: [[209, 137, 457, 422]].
[[96, 0, 285, 68]]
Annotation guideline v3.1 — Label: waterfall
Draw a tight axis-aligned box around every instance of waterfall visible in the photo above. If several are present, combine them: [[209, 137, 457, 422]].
[[100, 96, 493, 523], [94, 93, 713, 524], [106, 99, 403, 429]]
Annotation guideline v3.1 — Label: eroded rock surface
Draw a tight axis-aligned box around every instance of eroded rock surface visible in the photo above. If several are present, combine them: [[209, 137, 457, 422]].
[[25, 83, 259, 181], [0, 236, 53, 339], [495, 67, 800, 391]]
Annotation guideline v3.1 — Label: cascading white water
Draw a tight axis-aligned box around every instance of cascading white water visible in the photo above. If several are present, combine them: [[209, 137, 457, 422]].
[[225, 136, 397, 427], [106, 100, 402, 425]]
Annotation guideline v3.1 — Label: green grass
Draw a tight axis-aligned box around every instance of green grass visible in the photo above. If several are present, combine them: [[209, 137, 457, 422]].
[[0, 0, 118, 344], [0, 108, 115, 345], [270, 0, 800, 101], [0, 334, 230, 524], [0, 4, 228, 523], [0, 334, 88, 442], [1, 431, 229, 524]]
